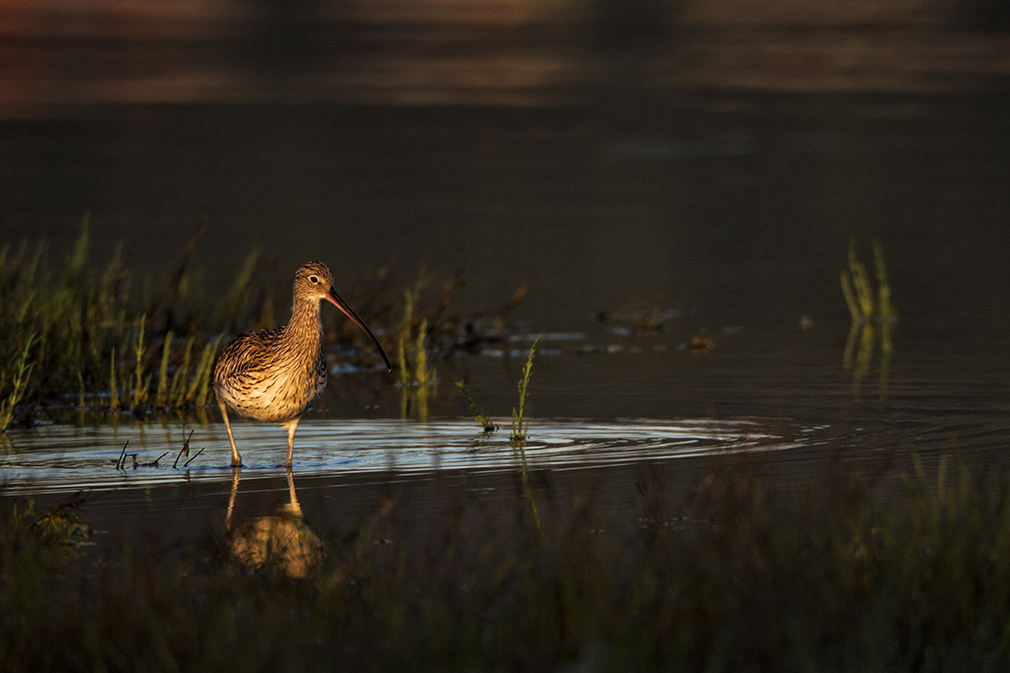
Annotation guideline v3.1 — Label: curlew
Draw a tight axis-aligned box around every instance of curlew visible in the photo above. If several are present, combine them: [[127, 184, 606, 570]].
[[213, 261, 391, 467]]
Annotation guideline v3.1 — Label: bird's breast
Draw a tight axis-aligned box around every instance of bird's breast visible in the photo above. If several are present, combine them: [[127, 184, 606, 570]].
[[216, 353, 327, 424]]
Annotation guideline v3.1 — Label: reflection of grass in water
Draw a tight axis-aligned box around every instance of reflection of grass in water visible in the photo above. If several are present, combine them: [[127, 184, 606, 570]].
[[841, 239, 896, 399], [4, 453, 1010, 670], [511, 337, 545, 537], [456, 337, 545, 536]]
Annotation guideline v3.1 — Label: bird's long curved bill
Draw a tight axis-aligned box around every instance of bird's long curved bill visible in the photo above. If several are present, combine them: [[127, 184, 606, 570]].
[[326, 287, 393, 372]]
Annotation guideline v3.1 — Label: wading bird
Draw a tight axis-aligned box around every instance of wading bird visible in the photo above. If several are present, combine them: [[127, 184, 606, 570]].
[[213, 261, 392, 467]]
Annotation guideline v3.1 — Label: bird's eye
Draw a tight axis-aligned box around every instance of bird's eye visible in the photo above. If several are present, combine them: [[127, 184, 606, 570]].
[[309, 276, 318, 284]]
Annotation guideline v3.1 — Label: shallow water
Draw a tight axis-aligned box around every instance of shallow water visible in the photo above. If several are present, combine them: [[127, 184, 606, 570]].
[[0, 417, 811, 494], [1, 9, 1010, 542]]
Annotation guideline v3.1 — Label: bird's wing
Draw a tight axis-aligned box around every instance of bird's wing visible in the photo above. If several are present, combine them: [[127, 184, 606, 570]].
[[213, 329, 282, 384]]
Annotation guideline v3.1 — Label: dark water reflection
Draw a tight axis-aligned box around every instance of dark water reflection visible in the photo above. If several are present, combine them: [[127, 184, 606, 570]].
[[226, 468, 322, 578], [1, 419, 844, 567]]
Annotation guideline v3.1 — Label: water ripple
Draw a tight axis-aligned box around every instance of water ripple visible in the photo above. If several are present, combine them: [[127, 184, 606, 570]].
[[0, 418, 809, 495]]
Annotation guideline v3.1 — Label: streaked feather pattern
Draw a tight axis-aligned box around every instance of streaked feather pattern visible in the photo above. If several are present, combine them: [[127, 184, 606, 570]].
[[214, 318, 326, 424], [212, 260, 389, 468]]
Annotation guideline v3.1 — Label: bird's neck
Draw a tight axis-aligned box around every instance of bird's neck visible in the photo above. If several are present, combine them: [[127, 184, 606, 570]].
[[282, 299, 324, 349]]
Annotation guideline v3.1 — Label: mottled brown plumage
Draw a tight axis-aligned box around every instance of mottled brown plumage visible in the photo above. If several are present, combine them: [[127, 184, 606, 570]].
[[213, 261, 391, 467]]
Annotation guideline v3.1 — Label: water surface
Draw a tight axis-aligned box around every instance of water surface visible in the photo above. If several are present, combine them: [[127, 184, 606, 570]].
[[1, 417, 811, 494], [1, 9, 1009, 535]]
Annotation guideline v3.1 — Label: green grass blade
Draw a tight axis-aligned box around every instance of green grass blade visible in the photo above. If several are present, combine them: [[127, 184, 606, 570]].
[[511, 335, 543, 445]]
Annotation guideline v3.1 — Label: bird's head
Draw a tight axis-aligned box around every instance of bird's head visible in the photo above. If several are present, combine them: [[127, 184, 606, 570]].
[[294, 260, 337, 304], [294, 261, 392, 372]]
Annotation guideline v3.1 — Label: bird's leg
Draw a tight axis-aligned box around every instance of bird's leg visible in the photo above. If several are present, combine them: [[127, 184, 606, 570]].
[[225, 467, 241, 530], [216, 393, 243, 468], [283, 467, 302, 517], [284, 418, 300, 468]]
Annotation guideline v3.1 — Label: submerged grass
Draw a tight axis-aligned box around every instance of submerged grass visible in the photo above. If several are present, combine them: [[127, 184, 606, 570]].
[[4, 453, 1010, 671]]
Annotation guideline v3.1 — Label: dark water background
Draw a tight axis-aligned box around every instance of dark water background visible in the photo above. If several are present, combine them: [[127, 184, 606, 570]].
[[6, 92, 1009, 436], [2, 1, 1010, 544]]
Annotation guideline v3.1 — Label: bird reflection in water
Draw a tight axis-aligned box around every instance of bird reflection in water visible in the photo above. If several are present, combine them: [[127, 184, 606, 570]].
[[225, 468, 322, 578]]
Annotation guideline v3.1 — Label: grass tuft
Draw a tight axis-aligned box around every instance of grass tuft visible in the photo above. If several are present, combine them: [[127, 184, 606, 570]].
[[155, 331, 173, 409], [841, 237, 894, 325], [131, 314, 148, 410], [455, 380, 496, 432], [511, 336, 543, 445], [841, 239, 896, 399], [397, 279, 439, 422], [0, 334, 37, 432]]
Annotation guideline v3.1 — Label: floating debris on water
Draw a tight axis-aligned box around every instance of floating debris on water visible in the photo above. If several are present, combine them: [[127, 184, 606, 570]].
[[596, 307, 690, 336]]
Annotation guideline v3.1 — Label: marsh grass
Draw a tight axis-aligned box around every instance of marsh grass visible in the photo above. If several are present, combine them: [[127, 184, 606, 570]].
[[841, 239, 896, 399], [455, 380, 496, 432], [3, 453, 1010, 671], [508, 337, 546, 536], [344, 254, 526, 367], [454, 340, 544, 534], [222, 248, 262, 333], [397, 279, 440, 422], [0, 334, 37, 432], [2, 218, 513, 428], [452, 337, 545, 529], [0, 217, 229, 422], [453, 337, 543, 437], [510, 336, 542, 445]]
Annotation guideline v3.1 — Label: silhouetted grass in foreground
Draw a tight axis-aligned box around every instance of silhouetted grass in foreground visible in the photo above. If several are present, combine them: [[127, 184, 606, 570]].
[[3, 453, 1010, 672]]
